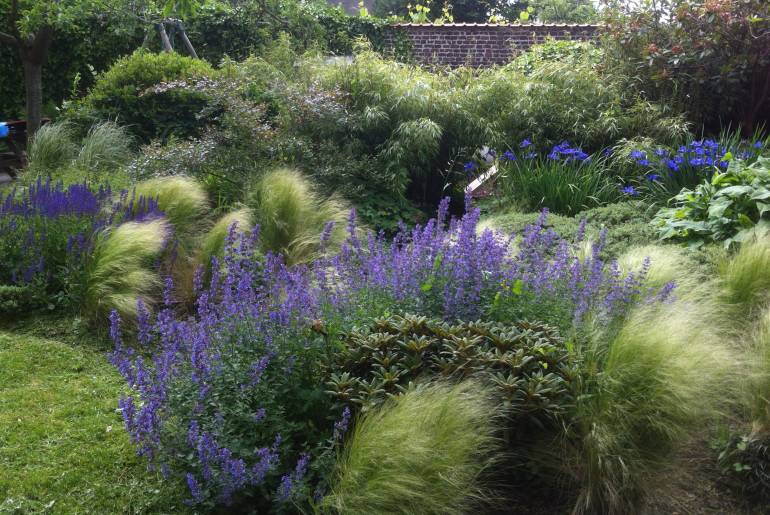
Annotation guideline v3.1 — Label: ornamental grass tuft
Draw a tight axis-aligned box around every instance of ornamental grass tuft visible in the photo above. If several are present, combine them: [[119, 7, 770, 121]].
[[322, 381, 499, 515], [83, 219, 168, 324], [131, 176, 209, 239], [246, 168, 348, 265], [26, 122, 78, 176], [546, 291, 735, 514], [718, 236, 770, 317]]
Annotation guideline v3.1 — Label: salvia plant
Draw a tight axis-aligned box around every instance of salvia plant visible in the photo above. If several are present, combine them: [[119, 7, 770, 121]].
[[0, 177, 162, 314], [108, 196, 674, 508]]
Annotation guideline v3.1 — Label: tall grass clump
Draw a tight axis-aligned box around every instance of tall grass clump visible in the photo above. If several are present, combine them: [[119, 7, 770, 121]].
[[132, 176, 209, 238], [749, 309, 770, 429], [74, 121, 133, 173], [617, 244, 695, 291], [718, 237, 770, 317], [548, 293, 734, 514], [26, 122, 78, 175], [82, 219, 168, 324], [197, 207, 253, 269], [323, 381, 499, 515], [246, 168, 348, 264]]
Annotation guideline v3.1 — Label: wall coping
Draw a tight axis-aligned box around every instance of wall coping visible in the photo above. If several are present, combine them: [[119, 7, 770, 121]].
[[389, 22, 601, 28]]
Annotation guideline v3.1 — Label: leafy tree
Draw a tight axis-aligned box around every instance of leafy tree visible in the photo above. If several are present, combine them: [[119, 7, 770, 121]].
[[0, 0, 201, 140], [530, 0, 597, 22]]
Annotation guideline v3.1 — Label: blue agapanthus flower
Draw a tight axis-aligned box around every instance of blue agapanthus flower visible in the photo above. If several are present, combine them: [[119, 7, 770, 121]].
[[755, 141, 764, 149], [622, 185, 639, 196], [629, 150, 646, 160], [520, 138, 532, 148], [654, 148, 669, 157], [464, 161, 477, 172], [501, 150, 516, 162], [646, 174, 660, 182]]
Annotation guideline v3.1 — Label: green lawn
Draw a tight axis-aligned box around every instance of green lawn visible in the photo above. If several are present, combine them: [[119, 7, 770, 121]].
[[0, 317, 187, 514]]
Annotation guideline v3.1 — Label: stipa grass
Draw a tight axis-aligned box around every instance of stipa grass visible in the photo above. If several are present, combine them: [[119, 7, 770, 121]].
[[247, 168, 348, 265], [132, 176, 209, 239], [323, 381, 499, 515], [74, 121, 133, 174], [719, 237, 770, 317], [83, 219, 168, 324], [26, 122, 78, 175], [549, 291, 736, 514], [197, 207, 253, 269]]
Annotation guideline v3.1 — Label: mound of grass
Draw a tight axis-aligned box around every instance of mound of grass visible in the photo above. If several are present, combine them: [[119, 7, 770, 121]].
[[719, 237, 770, 317], [132, 176, 209, 238], [246, 168, 349, 265], [323, 381, 499, 515], [0, 324, 186, 513], [26, 122, 78, 176], [83, 219, 168, 324]]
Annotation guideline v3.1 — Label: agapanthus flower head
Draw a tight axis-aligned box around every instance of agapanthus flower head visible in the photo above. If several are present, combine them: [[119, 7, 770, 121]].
[[501, 150, 517, 162], [519, 138, 532, 148], [622, 185, 639, 196]]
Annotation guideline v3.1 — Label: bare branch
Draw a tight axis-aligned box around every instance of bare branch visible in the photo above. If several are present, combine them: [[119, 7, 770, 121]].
[[0, 30, 18, 47]]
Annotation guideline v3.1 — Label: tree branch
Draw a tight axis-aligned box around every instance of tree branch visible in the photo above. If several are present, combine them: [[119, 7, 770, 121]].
[[0, 30, 18, 47]]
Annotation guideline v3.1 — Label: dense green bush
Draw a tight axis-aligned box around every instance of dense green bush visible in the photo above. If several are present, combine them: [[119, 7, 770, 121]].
[[324, 314, 575, 434], [66, 51, 217, 142], [603, 0, 770, 132], [653, 157, 770, 247]]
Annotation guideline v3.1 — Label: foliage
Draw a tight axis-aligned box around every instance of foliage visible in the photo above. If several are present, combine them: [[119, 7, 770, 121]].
[[73, 121, 134, 176], [717, 237, 770, 316], [322, 381, 500, 515], [718, 431, 770, 503], [653, 156, 770, 247], [616, 135, 767, 203], [325, 315, 575, 434], [26, 121, 133, 184], [108, 196, 670, 508], [0, 179, 116, 311], [508, 39, 602, 76], [26, 122, 79, 176], [602, 0, 770, 131], [246, 168, 349, 265], [67, 50, 217, 142], [546, 292, 734, 513], [132, 176, 209, 239], [529, 0, 597, 22], [491, 141, 621, 215], [480, 201, 657, 260], [82, 219, 169, 325], [0, 285, 39, 315], [197, 207, 253, 270]]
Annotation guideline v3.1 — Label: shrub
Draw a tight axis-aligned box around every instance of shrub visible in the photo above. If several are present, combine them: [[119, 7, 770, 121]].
[[0, 285, 40, 315], [322, 381, 499, 515], [480, 201, 657, 260], [653, 156, 770, 247], [68, 50, 216, 142], [82, 219, 169, 324], [325, 315, 575, 434], [491, 141, 621, 215], [602, 0, 770, 131], [246, 169, 349, 265]]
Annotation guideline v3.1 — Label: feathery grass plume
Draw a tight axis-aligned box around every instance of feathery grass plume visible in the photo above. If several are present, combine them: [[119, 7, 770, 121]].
[[83, 219, 168, 324], [26, 122, 78, 176], [617, 244, 693, 291], [197, 207, 253, 269], [548, 293, 735, 514], [718, 237, 770, 317], [132, 176, 209, 238], [246, 168, 348, 265], [74, 121, 133, 174], [748, 308, 770, 429], [323, 381, 499, 515]]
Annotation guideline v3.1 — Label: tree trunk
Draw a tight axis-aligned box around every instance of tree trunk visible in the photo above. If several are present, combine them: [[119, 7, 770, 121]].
[[23, 60, 43, 138]]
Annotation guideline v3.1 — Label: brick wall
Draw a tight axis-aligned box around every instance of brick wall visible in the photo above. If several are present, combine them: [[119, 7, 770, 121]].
[[384, 23, 599, 67]]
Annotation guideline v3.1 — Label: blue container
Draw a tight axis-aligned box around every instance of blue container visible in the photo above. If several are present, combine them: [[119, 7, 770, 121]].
[[0, 122, 8, 138]]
